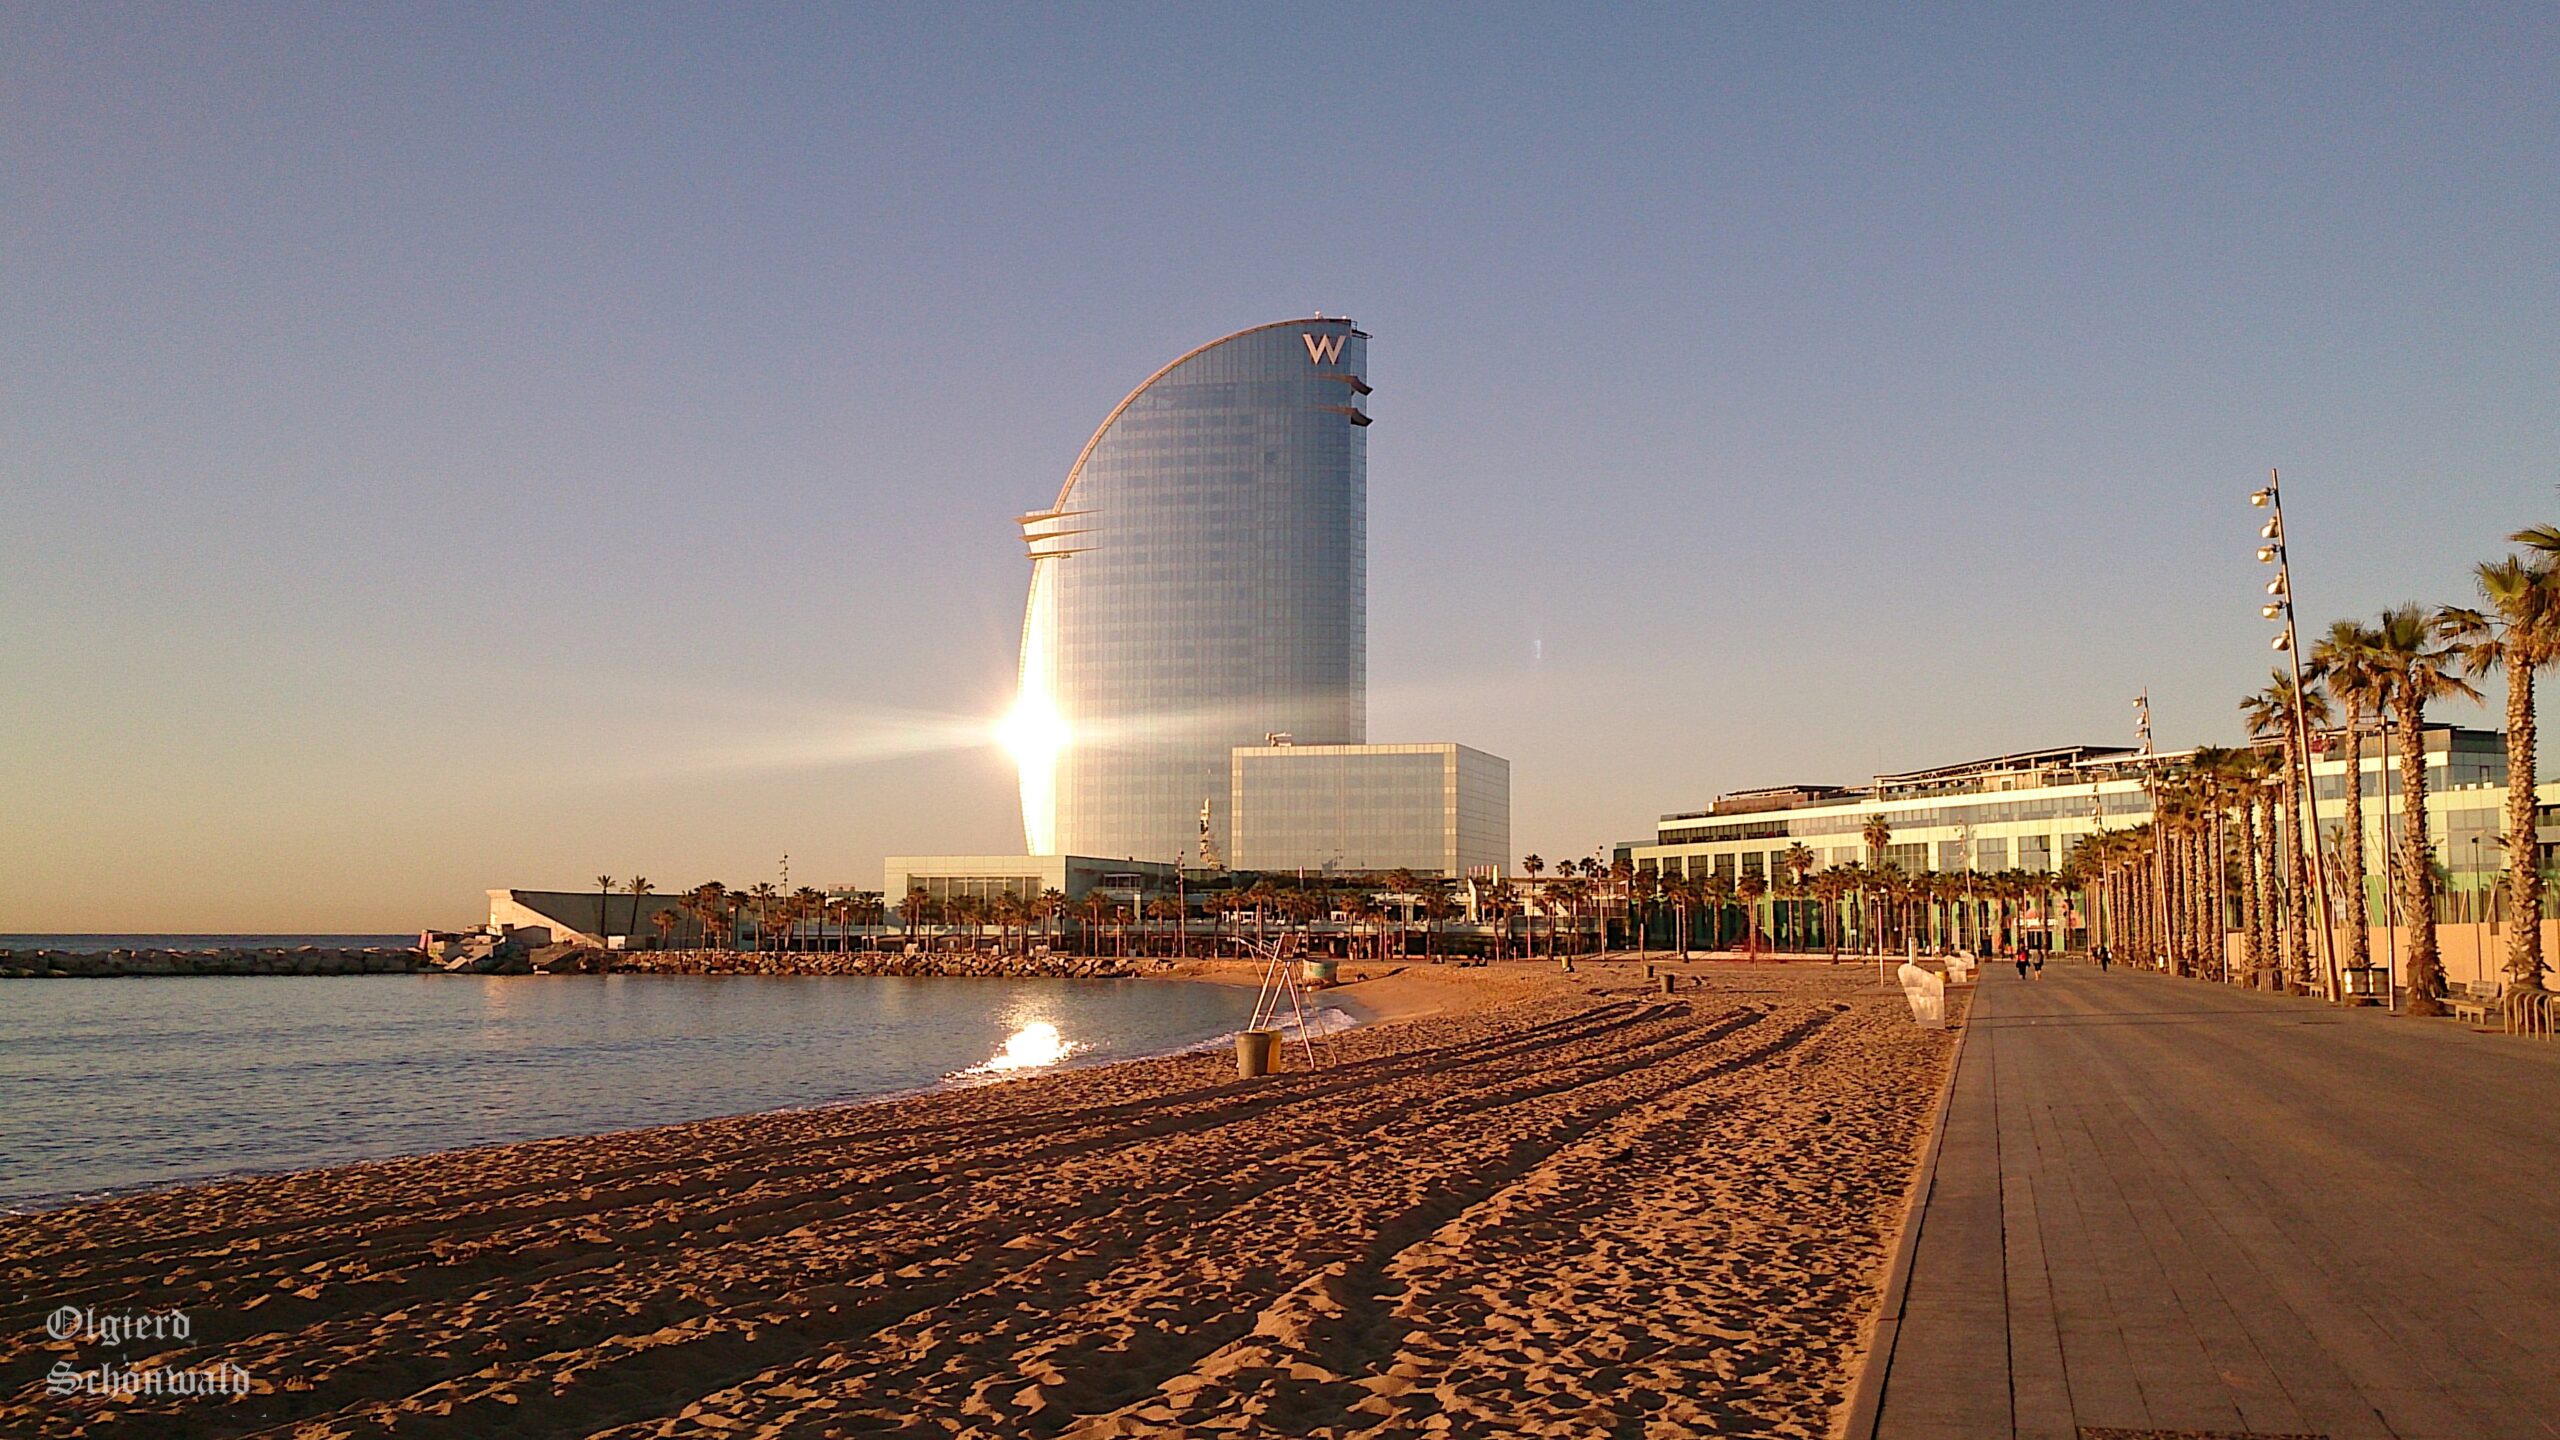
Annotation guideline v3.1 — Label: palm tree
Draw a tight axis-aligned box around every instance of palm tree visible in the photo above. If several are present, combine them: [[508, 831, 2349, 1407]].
[[1735, 873, 1768, 956], [593, 874, 617, 944], [1665, 874, 1698, 957], [1546, 871, 1587, 948], [789, 886, 824, 952], [1834, 861, 1869, 956], [622, 876, 653, 948], [1074, 890, 1109, 954], [2442, 543, 2559, 992], [902, 885, 933, 948], [1696, 871, 1733, 953], [1811, 867, 1849, 961], [2313, 620, 2387, 978], [2242, 669, 2332, 992], [1144, 896, 1184, 957], [1520, 855, 1546, 958], [1783, 842, 1816, 952], [1030, 888, 1063, 950], [2223, 752, 2267, 986], [1484, 882, 1520, 959], [1421, 883, 1457, 960], [649, 907, 678, 952], [1861, 815, 1893, 953], [2367, 604, 2482, 1015]]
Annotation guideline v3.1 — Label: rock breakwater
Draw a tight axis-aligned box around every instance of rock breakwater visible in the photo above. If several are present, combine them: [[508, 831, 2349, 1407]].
[[0, 946, 428, 979], [550, 948, 1142, 979]]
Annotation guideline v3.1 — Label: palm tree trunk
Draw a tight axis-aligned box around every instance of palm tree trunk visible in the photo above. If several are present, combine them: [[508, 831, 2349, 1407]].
[[2257, 788, 2281, 988], [2398, 693, 2445, 1015], [2336, 701, 2370, 979], [2281, 742, 2316, 993], [2503, 645, 2546, 991], [2238, 796, 2263, 987]]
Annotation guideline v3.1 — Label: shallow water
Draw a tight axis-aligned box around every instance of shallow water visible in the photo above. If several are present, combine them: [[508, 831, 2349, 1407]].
[[0, 974, 1272, 1209]]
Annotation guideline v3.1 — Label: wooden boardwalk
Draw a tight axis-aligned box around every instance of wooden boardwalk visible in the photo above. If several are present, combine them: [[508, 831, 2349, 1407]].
[[1871, 963, 2560, 1440]]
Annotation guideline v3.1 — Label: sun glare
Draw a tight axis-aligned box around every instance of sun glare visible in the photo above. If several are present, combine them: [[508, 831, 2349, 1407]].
[[967, 1021, 1078, 1075], [997, 690, 1069, 771]]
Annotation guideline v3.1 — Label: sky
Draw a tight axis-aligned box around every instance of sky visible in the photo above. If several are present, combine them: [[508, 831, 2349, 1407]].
[[3, 6, 2555, 931]]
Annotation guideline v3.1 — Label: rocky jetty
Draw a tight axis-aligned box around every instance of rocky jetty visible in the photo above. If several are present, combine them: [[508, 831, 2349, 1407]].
[[0, 945, 1137, 981], [0, 946, 428, 979], [561, 948, 1141, 979]]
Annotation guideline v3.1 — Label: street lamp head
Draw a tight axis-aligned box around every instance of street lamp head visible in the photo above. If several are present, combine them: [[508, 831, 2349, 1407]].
[[2259, 517, 2281, 540], [2261, 602, 2283, 619], [2256, 545, 2278, 563], [2250, 488, 2273, 508], [2265, 575, 2287, 597], [2272, 627, 2294, 652]]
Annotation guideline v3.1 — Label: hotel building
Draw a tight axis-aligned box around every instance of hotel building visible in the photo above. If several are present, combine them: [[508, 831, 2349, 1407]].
[[988, 318, 1509, 883], [1012, 318, 1372, 864]]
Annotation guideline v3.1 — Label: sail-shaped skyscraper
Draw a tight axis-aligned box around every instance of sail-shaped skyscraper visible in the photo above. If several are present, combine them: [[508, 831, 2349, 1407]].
[[1007, 318, 1371, 863]]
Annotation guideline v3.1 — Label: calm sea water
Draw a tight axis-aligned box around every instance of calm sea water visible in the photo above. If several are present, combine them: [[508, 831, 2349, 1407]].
[[0, 974, 1282, 1211]]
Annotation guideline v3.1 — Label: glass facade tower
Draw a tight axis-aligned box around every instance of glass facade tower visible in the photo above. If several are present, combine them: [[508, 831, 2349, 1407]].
[[1013, 319, 1370, 862]]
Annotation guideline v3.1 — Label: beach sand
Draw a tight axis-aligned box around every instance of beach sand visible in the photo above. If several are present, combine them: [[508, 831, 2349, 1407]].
[[0, 961, 1957, 1438]]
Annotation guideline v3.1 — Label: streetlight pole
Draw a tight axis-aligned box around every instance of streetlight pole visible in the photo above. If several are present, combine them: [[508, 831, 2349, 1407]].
[[2471, 835, 2487, 992], [2253, 470, 2342, 1001], [2137, 692, 2169, 970]]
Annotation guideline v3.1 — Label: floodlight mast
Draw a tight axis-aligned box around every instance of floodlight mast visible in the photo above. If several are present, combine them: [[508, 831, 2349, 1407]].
[[2254, 470, 2341, 1000]]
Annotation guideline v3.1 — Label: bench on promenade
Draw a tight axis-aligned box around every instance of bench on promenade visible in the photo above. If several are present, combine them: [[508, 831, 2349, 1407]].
[[2449, 980, 2502, 1027]]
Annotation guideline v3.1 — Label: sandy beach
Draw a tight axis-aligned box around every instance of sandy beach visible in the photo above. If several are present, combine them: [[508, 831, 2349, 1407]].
[[1, 962, 1957, 1438]]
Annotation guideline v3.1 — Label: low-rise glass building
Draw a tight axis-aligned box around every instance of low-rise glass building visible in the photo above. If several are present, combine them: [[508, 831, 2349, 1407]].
[[1230, 742, 1510, 878], [881, 855, 1179, 909], [1617, 728, 2547, 902]]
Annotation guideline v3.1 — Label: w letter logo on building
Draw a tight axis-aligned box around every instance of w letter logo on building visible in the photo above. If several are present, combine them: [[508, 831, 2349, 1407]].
[[1302, 332, 1345, 365]]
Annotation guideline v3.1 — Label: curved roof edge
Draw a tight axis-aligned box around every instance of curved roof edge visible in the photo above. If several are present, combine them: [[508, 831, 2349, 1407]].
[[1049, 317, 1364, 511]]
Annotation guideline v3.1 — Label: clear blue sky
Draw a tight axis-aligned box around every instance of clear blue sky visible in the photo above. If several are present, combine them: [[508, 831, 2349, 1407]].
[[4, 6, 2553, 929]]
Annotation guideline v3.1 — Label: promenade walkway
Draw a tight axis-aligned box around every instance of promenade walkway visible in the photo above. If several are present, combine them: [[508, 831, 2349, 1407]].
[[1870, 962, 2560, 1440]]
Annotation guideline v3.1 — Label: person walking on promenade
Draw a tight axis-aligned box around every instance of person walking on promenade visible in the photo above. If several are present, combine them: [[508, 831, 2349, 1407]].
[[2031, 945, 2046, 980], [2095, 941, 2112, 973], [2014, 943, 2030, 980]]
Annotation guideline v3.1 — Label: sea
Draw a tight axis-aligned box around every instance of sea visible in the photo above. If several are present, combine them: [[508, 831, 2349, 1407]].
[[0, 946, 1322, 1212]]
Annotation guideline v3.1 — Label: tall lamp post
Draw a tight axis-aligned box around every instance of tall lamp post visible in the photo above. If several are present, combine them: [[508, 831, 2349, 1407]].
[[2253, 471, 2342, 1000], [2469, 835, 2487, 992], [2137, 692, 2169, 970]]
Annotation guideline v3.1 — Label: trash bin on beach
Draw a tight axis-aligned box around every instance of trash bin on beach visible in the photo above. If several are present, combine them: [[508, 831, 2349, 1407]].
[[1235, 1028, 1280, 1078], [1660, 973, 1677, 995]]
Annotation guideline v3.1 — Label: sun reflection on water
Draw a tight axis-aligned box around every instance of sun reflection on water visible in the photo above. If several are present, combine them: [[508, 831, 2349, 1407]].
[[962, 1021, 1081, 1077]]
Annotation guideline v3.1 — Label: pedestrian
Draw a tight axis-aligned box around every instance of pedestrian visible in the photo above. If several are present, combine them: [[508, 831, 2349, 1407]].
[[2031, 945, 2046, 980], [2097, 942, 2112, 973], [2013, 943, 2029, 980]]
